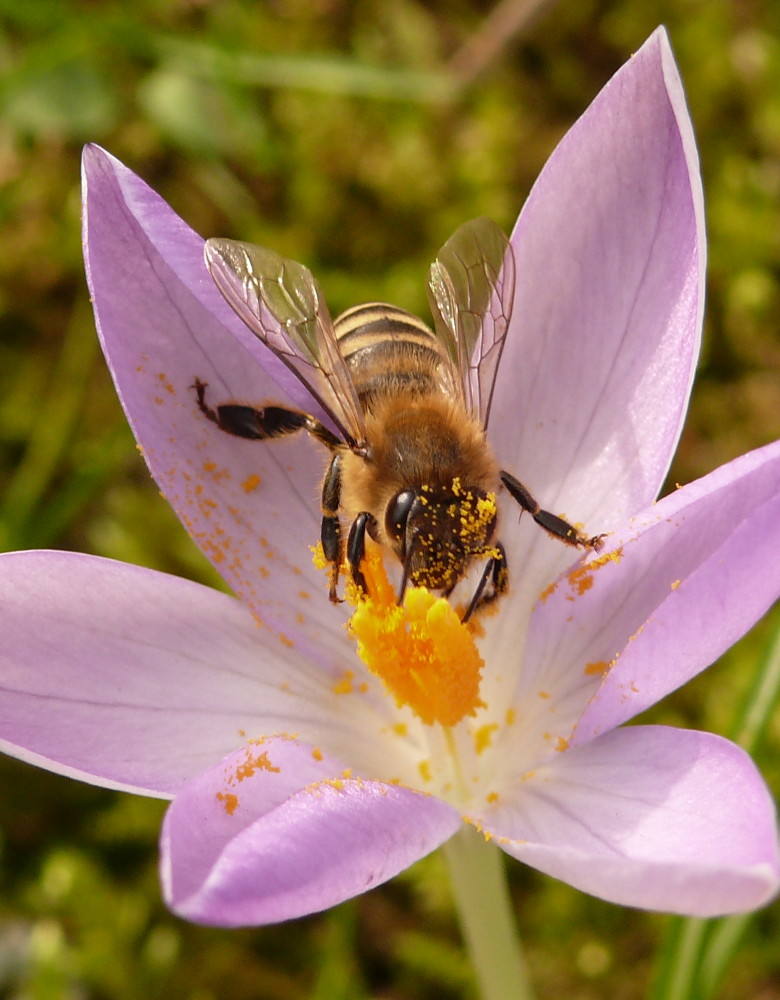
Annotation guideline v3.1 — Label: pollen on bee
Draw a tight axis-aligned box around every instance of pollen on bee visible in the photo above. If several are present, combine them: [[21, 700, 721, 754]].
[[310, 542, 330, 571], [453, 484, 497, 551]]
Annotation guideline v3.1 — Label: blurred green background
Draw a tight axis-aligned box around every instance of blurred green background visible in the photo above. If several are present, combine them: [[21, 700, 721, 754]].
[[0, 1, 778, 998]]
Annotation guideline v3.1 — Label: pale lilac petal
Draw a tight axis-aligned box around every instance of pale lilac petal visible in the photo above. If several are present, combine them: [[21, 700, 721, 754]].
[[513, 439, 780, 748], [82, 145, 343, 631], [0, 551, 397, 796], [483, 727, 778, 916], [490, 28, 704, 599], [82, 144, 329, 423], [162, 740, 460, 925]]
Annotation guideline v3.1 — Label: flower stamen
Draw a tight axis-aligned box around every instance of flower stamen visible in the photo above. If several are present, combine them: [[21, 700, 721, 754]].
[[342, 544, 485, 727]]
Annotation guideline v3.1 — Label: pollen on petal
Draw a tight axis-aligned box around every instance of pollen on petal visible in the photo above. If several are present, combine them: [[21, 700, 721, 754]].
[[216, 791, 239, 815], [474, 723, 498, 754], [346, 545, 484, 727], [540, 546, 623, 604], [241, 473, 262, 493], [418, 759, 432, 783], [228, 748, 281, 782], [332, 669, 356, 695]]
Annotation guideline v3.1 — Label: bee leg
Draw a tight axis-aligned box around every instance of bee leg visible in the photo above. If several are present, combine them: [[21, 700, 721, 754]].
[[346, 511, 377, 598], [500, 471, 603, 549], [194, 379, 349, 598], [192, 378, 341, 448], [321, 454, 344, 603], [462, 543, 508, 623]]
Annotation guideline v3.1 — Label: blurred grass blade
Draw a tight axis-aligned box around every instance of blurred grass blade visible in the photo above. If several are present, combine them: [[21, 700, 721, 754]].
[[310, 902, 367, 1000], [697, 913, 752, 999], [156, 37, 457, 103], [650, 611, 780, 1000], [729, 610, 780, 754], [695, 616, 780, 998], [1, 299, 96, 548], [649, 918, 708, 1000]]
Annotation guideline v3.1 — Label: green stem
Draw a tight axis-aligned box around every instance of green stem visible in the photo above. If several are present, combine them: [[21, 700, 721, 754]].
[[650, 917, 708, 1000], [443, 824, 535, 1000], [651, 611, 780, 1000]]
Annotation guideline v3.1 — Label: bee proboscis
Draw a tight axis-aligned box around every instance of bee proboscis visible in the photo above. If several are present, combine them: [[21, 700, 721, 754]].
[[193, 217, 601, 619]]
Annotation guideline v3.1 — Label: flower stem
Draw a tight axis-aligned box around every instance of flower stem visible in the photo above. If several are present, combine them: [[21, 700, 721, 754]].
[[443, 824, 535, 1000], [650, 611, 780, 1000]]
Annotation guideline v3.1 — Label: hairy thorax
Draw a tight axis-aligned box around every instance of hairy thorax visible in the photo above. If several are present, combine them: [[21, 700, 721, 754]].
[[338, 393, 499, 543]]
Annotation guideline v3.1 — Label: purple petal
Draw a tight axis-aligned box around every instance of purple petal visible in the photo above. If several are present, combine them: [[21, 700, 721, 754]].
[[82, 145, 328, 422], [82, 146, 343, 630], [0, 551, 391, 795], [484, 726, 778, 915], [543, 439, 780, 744], [490, 28, 704, 592], [161, 739, 460, 925]]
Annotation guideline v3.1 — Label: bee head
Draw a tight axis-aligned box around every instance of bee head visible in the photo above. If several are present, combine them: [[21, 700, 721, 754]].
[[385, 480, 498, 593]]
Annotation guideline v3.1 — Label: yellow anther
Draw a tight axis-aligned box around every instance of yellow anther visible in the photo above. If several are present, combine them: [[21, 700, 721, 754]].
[[344, 544, 484, 727]]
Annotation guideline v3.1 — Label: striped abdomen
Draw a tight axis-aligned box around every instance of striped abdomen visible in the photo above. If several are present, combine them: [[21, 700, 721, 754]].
[[333, 302, 452, 412]]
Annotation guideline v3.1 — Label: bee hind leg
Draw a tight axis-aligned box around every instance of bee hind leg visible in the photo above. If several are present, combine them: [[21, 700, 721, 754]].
[[193, 379, 349, 600], [500, 470, 603, 549], [191, 378, 340, 447]]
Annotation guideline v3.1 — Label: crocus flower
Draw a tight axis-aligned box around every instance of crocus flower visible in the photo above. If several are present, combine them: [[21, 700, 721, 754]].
[[1, 28, 778, 927]]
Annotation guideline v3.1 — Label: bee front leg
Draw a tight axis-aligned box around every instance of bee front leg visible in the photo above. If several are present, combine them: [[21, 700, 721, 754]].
[[462, 543, 508, 623], [320, 453, 344, 603], [500, 471, 603, 549], [346, 511, 378, 598]]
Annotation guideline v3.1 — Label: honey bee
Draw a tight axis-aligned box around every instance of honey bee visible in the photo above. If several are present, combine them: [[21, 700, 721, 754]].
[[193, 217, 601, 619]]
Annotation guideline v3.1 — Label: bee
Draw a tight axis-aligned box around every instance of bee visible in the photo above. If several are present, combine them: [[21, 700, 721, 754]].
[[193, 217, 601, 619]]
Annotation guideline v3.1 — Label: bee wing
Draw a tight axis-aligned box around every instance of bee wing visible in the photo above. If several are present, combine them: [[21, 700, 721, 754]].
[[426, 217, 515, 427], [205, 238, 366, 447]]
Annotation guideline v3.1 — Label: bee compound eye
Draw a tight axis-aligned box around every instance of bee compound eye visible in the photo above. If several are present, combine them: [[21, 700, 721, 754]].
[[385, 489, 417, 541]]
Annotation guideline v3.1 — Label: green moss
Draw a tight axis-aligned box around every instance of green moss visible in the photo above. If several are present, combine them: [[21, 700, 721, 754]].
[[1, 3, 778, 997]]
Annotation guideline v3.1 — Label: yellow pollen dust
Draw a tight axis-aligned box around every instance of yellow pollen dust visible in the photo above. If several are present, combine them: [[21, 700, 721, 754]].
[[343, 544, 485, 728], [452, 480, 498, 549]]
